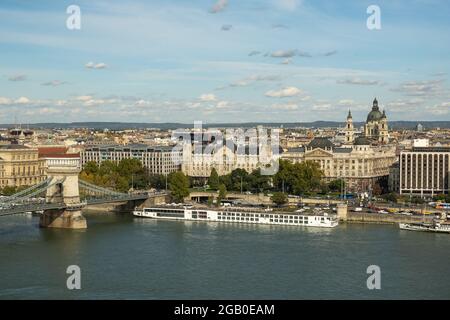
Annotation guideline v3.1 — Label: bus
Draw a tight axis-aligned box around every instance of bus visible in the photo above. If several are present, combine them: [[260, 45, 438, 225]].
[[436, 203, 450, 210]]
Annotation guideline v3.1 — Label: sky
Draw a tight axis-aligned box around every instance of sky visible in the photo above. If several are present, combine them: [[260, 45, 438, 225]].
[[0, 0, 449, 124]]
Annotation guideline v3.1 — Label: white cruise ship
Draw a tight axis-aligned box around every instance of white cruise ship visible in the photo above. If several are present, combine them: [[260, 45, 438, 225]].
[[133, 206, 339, 228]]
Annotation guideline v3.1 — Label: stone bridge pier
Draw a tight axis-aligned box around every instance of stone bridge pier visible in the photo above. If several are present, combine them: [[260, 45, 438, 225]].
[[39, 156, 87, 229]]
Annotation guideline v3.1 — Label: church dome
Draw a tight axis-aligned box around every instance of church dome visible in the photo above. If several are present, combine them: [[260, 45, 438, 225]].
[[366, 98, 383, 122]]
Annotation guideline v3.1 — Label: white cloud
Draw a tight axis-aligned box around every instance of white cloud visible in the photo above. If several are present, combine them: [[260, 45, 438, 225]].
[[391, 79, 445, 97], [85, 62, 107, 69], [76, 95, 93, 101], [425, 102, 450, 115], [210, 0, 228, 13], [0, 97, 12, 105], [276, 0, 301, 11], [312, 103, 332, 111], [272, 103, 298, 110], [94, 62, 107, 69], [271, 50, 297, 58], [337, 78, 379, 85], [42, 80, 66, 86], [199, 93, 217, 101], [8, 74, 27, 81], [84, 99, 106, 107], [216, 101, 229, 108], [39, 107, 61, 114], [15, 96, 30, 104], [265, 86, 302, 98]]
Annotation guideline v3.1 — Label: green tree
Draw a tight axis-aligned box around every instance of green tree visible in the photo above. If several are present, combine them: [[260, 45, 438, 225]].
[[271, 192, 288, 206], [98, 160, 118, 176], [208, 168, 220, 190], [1, 186, 17, 196], [383, 192, 398, 203], [83, 161, 99, 175], [274, 160, 324, 196], [328, 179, 345, 192], [217, 183, 227, 206], [247, 169, 271, 193], [148, 174, 166, 190], [117, 158, 148, 190], [168, 171, 190, 202]]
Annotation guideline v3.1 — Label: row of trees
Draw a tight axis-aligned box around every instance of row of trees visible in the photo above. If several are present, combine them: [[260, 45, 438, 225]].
[[207, 162, 344, 196], [80, 159, 150, 193], [0, 185, 28, 196], [207, 168, 271, 193], [383, 192, 450, 204]]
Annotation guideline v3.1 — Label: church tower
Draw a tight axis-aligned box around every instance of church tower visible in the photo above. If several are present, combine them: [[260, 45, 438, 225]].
[[379, 110, 389, 143], [345, 110, 354, 144]]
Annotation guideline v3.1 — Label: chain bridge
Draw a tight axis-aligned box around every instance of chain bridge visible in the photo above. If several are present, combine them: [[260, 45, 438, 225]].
[[0, 157, 167, 229]]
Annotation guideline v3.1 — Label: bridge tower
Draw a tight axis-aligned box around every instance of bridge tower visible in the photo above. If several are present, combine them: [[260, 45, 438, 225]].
[[39, 155, 87, 229]]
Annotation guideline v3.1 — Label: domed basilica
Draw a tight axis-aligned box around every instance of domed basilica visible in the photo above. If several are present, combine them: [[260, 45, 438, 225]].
[[345, 98, 389, 145]]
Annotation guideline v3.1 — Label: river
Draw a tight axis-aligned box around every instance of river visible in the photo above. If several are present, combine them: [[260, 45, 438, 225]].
[[0, 212, 449, 299]]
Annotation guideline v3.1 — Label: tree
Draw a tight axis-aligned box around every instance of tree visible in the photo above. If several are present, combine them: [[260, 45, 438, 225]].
[[329, 179, 345, 192], [83, 161, 99, 175], [98, 160, 118, 176], [273, 160, 324, 196], [208, 168, 220, 190], [383, 192, 398, 203], [168, 171, 190, 202], [117, 158, 148, 189], [217, 183, 227, 206], [271, 192, 288, 206], [148, 174, 166, 190], [247, 169, 271, 193], [1, 186, 17, 196]]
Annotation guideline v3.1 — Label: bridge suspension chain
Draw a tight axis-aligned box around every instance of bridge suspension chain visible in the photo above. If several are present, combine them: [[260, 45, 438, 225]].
[[1, 178, 66, 205], [78, 180, 126, 196], [2, 177, 52, 201]]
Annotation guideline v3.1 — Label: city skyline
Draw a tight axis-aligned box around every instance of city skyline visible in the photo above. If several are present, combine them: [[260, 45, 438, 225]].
[[1, 0, 449, 123]]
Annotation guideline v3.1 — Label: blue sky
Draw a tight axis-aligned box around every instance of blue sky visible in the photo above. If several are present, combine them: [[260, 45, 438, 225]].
[[0, 0, 449, 123]]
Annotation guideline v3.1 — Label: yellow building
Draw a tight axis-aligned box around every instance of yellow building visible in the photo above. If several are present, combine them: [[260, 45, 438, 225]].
[[0, 144, 45, 188]]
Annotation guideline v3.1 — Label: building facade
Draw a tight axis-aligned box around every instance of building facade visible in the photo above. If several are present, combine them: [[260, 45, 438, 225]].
[[282, 137, 396, 192], [181, 143, 271, 177], [80, 144, 182, 175], [399, 147, 450, 196], [282, 102, 396, 192], [0, 144, 45, 188]]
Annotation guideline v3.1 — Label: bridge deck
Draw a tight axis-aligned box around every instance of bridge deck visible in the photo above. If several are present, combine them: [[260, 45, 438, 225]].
[[0, 192, 167, 216]]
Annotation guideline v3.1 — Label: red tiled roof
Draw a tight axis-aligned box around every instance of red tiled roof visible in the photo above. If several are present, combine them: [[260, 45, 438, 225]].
[[38, 146, 79, 158], [38, 146, 68, 158], [43, 153, 80, 158]]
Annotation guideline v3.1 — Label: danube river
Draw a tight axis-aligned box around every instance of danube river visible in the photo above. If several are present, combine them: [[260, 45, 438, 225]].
[[1, 212, 449, 299]]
